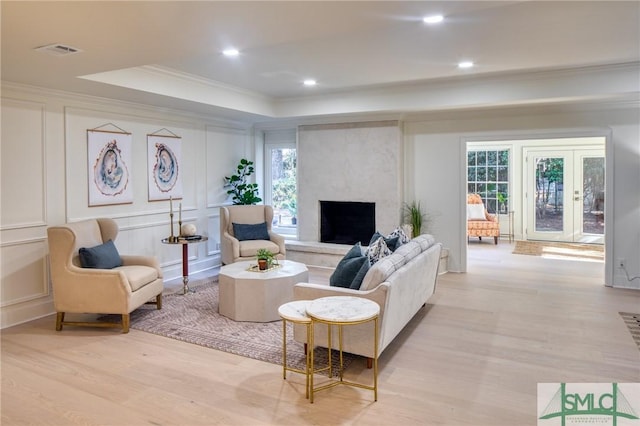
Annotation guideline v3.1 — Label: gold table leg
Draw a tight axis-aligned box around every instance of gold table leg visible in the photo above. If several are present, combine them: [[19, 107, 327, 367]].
[[309, 315, 379, 403], [281, 317, 312, 399]]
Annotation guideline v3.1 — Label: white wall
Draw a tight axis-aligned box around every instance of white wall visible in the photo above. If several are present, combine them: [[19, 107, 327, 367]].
[[1, 83, 252, 328], [297, 121, 403, 241], [404, 104, 640, 288]]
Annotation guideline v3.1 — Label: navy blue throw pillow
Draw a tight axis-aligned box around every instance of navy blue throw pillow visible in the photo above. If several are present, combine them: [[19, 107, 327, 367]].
[[78, 239, 122, 269], [349, 258, 370, 290], [233, 222, 270, 241], [330, 243, 366, 288]]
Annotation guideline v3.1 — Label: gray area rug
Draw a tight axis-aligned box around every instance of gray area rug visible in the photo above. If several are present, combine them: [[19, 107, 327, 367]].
[[110, 279, 355, 373], [620, 312, 640, 351]]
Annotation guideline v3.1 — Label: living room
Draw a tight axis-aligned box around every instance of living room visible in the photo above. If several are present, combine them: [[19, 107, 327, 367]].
[[2, 2, 639, 424]]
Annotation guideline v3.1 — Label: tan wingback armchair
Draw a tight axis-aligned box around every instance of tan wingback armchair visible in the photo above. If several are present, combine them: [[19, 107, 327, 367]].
[[220, 205, 286, 265], [47, 218, 163, 333], [467, 193, 500, 244]]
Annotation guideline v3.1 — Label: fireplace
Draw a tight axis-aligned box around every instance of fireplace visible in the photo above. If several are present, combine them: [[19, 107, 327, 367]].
[[320, 201, 375, 245]]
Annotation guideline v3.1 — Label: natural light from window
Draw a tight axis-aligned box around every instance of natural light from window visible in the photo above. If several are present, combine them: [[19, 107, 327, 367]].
[[265, 144, 297, 237]]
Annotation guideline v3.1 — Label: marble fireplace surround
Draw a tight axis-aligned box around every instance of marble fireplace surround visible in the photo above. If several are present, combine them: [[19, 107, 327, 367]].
[[288, 120, 404, 267]]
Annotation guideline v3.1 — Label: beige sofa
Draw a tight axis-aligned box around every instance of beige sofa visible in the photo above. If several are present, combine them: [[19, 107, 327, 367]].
[[220, 205, 286, 265], [293, 234, 442, 360]]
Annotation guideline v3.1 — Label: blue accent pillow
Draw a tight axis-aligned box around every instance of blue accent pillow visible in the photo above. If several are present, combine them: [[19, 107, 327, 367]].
[[78, 239, 122, 269], [233, 222, 270, 241], [369, 231, 400, 252], [350, 258, 370, 290], [330, 243, 366, 288]]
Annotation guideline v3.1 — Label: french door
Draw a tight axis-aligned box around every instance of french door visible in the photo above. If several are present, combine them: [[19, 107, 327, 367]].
[[526, 149, 604, 243]]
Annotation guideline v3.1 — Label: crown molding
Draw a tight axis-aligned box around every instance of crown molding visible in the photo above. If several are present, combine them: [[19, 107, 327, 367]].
[[273, 62, 640, 119], [1, 81, 253, 129], [139, 65, 271, 101]]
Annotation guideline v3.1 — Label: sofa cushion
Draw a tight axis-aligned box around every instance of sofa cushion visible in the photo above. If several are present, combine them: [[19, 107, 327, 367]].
[[467, 204, 486, 220], [115, 265, 159, 291], [369, 231, 400, 252], [393, 238, 422, 260], [350, 258, 370, 290], [238, 240, 280, 257], [330, 243, 366, 288], [232, 222, 270, 241], [78, 239, 122, 269], [388, 227, 411, 246], [414, 234, 436, 250], [359, 251, 406, 291], [360, 236, 428, 291], [366, 236, 392, 264]]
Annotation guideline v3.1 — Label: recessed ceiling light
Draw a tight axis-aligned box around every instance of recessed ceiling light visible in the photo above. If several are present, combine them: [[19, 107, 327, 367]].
[[423, 15, 444, 24], [223, 49, 239, 57], [303, 79, 317, 86], [458, 61, 474, 69]]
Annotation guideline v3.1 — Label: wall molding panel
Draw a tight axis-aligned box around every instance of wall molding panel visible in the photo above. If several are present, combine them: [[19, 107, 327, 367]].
[[205, 125, 249, 208], [1, 98, 47, 230], [0, 238, 49, 307], [1, 83, 247, 328]]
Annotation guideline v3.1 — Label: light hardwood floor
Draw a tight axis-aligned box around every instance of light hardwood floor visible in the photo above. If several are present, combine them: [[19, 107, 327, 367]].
[[2, 242, 639, 425]]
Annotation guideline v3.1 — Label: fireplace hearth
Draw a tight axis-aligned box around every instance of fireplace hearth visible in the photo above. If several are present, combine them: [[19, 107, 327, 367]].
[[320, 201, 375, 245]]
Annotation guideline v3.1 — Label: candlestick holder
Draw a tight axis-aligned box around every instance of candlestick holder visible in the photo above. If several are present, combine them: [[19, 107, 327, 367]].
[[178, 220, 183, 237], [168, 213, 179, 242]]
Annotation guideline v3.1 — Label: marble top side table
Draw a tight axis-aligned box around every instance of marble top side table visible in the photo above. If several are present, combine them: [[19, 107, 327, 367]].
[[305, 296, 380, 403]]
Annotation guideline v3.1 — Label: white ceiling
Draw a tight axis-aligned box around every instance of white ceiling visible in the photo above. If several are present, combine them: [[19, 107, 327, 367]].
[[2, 1, 639, 122]]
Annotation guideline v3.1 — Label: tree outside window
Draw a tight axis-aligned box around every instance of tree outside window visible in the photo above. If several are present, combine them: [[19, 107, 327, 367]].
[[270, 148, 297, 228], [467, 149, 510, 214]]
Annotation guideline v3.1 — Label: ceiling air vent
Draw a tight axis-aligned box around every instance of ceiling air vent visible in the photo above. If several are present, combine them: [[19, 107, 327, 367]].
[[34, 43, 82, 57]]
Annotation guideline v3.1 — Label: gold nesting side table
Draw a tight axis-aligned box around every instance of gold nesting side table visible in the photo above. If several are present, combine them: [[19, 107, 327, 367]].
[[278, 300, 312, 399], [278, 300, 331, 399], [306, 296, 380, 403]]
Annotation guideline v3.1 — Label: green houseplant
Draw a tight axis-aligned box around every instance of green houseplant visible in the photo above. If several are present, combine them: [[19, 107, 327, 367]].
[[284, 198, 297, 224], [256, 248, 275, 270], [403, 201, 428, 238], [496, 192, 507, 213], [224, 158, 262, 205]]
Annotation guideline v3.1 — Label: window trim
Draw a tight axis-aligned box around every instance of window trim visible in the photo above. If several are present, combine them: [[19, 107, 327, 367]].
[[467, 147, 511, 215], [264, 141, 297, 237]]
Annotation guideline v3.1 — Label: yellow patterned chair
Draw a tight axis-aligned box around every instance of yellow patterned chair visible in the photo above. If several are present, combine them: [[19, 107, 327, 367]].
[[467, 193, 500, 244]]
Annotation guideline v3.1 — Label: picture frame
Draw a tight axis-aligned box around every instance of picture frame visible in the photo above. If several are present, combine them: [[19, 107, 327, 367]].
[[148, 134, 182, 201], [87, 129, 133, 206]]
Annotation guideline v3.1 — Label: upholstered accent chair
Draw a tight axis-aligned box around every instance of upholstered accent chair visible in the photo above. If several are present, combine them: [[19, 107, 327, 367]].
[[467, 193, 500, 244], [47, 218, 163, 333], [220, 205, 286, 265]]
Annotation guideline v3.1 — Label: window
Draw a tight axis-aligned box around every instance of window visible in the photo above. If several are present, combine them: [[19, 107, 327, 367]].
[[467, 149, 510, 214], [264, 137, 297, 236]]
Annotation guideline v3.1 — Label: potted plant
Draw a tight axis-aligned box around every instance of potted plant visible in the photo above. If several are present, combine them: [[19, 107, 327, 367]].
[[224, 158, 262, 205], [403, 201, 429, 238], [256, 248, 275, 270], [284, 198, 297, 225], [497, 192, 507, 214]]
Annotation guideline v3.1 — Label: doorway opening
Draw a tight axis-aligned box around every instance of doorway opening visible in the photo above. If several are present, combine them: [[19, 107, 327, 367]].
[[465, 136, 606, 269]]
